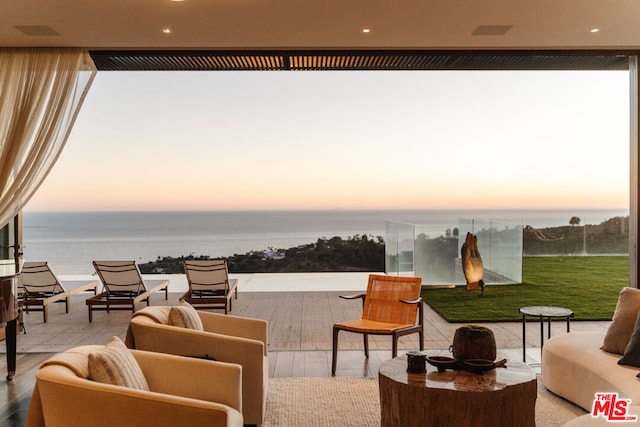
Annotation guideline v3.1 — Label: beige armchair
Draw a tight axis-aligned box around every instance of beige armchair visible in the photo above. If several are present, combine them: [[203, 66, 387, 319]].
[[127, 306, 268, 426], [26, 344, 243, 427]]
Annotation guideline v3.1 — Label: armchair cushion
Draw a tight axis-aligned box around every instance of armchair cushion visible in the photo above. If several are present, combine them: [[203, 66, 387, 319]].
[[602, 287, 640, 354], [169, 301, 204, 331], [88, 336, 149, 391], [619, 312, 640, 367]]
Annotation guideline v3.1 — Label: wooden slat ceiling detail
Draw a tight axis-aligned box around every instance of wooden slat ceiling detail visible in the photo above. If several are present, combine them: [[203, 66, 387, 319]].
[[89, 50, 632, 72]]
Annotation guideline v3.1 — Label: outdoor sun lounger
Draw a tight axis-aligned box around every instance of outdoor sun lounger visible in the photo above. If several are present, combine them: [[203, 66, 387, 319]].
[[86, 260, 169, 322], [182, 259, 238, 314], [18, 261, 99, 323]]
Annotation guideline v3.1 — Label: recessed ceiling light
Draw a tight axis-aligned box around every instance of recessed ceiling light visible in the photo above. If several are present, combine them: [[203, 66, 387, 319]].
[[163, 28, 172, 34], [591, 28, 600, 33], [362, 28, 370, 33]]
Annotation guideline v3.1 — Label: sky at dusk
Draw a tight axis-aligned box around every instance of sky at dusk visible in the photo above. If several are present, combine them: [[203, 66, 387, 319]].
[[25, 69, 630, 212]]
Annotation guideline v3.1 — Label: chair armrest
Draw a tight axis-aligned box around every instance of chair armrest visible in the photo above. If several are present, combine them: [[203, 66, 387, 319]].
[[339, 293, 366, 309], [132, 349, 242, 412], [37, 292, 69, 306], [339, 293, 366, 300], [198, 311, 268, 355], [400, 297, 423, 305], [400, 297, 424, 325], [65, 280, 100, 296], [133, 279, 169, 304]]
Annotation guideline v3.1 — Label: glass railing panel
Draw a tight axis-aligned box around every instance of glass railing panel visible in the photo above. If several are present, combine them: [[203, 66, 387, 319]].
[[458, 219, 523, 285], [385, 221, 399, 275], [397, 222, 415, 276], [387, 218, 523, 286], [413, 223, 459, 285]]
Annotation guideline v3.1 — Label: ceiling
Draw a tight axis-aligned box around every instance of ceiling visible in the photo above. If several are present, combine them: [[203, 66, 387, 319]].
[[3, 0, 640, 51], [2, 1, 639, 71]]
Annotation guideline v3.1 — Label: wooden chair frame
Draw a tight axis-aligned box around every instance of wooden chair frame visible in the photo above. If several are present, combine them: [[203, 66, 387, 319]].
[[182, 259, 238, 314], [332, 274, 424, 375], [86, 260, 169, 322], [19, 261, 99, 323]]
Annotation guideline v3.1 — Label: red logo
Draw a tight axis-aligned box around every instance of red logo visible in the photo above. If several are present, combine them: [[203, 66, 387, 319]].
[[591, 393, 638, 422]]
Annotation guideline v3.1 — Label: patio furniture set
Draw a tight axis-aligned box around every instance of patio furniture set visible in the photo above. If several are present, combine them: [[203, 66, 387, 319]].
[[18, 259, 637, 426], [22, 258, 264, 426], [18, 259, 238, 323]]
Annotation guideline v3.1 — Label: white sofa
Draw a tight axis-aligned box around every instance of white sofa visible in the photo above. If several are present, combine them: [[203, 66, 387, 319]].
[[542, 331, 640, 411]]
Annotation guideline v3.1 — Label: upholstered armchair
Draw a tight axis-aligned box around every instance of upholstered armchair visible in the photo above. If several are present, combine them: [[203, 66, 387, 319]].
[[126, 305, 268, 426], [26, 341, 244, 427]]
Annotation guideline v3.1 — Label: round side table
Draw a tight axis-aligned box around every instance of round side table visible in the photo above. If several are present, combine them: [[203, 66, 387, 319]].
[[519, 305, 574, 362]]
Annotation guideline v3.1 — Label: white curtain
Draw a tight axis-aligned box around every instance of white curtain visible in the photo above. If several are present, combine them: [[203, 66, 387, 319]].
[[0, 48, 96, 228]]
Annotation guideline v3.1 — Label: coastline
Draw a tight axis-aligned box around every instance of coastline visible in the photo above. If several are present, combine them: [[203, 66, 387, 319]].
[[22, 209, 629, 275]]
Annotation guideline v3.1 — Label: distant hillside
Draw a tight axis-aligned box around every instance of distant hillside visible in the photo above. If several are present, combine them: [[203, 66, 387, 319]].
[[139, 234, 385, 274], [523, 216, 628, 255], [138, 216, 629, 274]]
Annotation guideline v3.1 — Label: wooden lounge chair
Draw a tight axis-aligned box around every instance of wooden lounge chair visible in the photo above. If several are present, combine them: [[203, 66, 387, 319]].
[[19, 261, 99, 323], [182, 259, 238, 314], [332, 274, 424, 375], [86, 260, 169, 322]]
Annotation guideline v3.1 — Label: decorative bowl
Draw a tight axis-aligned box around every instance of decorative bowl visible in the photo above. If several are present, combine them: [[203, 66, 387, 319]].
[[461, 359, 501, 374], [426, 356, 459, 372]]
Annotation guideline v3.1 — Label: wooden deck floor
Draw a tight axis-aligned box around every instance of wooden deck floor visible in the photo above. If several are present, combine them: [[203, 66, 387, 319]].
[[0, 290, 611, 426]]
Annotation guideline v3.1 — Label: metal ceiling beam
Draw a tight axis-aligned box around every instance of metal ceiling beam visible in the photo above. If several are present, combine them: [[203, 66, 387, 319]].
[[89, 49, 634, 72]]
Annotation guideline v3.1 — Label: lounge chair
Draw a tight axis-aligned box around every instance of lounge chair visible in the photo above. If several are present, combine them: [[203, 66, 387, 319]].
[[86, 260, 169, 322], [19, 261, 99, 323], [182, 259, 238, 314], [332, 274, 424, 375]]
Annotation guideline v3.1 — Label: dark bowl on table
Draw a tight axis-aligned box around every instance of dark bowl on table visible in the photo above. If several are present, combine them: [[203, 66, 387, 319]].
[[461, 359, 497, 374], [426, 356, 459, 372]]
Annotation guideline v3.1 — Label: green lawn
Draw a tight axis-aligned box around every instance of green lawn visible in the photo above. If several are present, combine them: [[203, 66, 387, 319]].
[[423, 256, 629, 322]]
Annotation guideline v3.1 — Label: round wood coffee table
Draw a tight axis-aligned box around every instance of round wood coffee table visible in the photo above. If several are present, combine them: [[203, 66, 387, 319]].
[[379, 354, 537, 427]]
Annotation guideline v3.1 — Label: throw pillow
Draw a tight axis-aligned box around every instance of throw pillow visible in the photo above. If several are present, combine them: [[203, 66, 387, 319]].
[[88, 336, 149, 391], [169, 300, 204, 331], [602, 287, 640, 354], [619, 312, 640, 367]]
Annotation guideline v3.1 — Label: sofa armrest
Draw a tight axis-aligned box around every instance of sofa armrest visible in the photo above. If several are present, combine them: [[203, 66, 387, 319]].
[[198, 311, 268, 355], [132, 349, 242, 413], [34, 365, 243, 427]]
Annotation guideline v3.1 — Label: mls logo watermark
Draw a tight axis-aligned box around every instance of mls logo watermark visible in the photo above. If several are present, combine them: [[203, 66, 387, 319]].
[[591, 393, 638, 422]]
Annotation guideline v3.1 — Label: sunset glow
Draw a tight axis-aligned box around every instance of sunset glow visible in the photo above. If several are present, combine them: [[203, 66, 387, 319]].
[[26, 70, 630, 212]]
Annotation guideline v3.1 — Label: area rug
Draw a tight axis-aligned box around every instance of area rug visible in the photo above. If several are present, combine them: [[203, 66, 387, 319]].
[[264, 376, 586, 427]]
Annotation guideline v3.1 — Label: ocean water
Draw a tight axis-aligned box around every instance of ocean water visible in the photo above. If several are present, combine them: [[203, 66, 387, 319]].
[[22, 209, 628, 274]]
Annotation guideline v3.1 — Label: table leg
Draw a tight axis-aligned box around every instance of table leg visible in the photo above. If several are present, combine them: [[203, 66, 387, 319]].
[[566, 316, 571, 333], [5, 319, 16, 381], [522, 314, 526, 362], [539, 315, 544, 351]]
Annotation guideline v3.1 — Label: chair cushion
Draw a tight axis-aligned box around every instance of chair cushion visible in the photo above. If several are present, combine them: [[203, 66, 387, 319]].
[[619, 312, 640, 367], [169, 301, 204, 331], [602, 287, 640, 354], [88, 336, 149, 391]]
